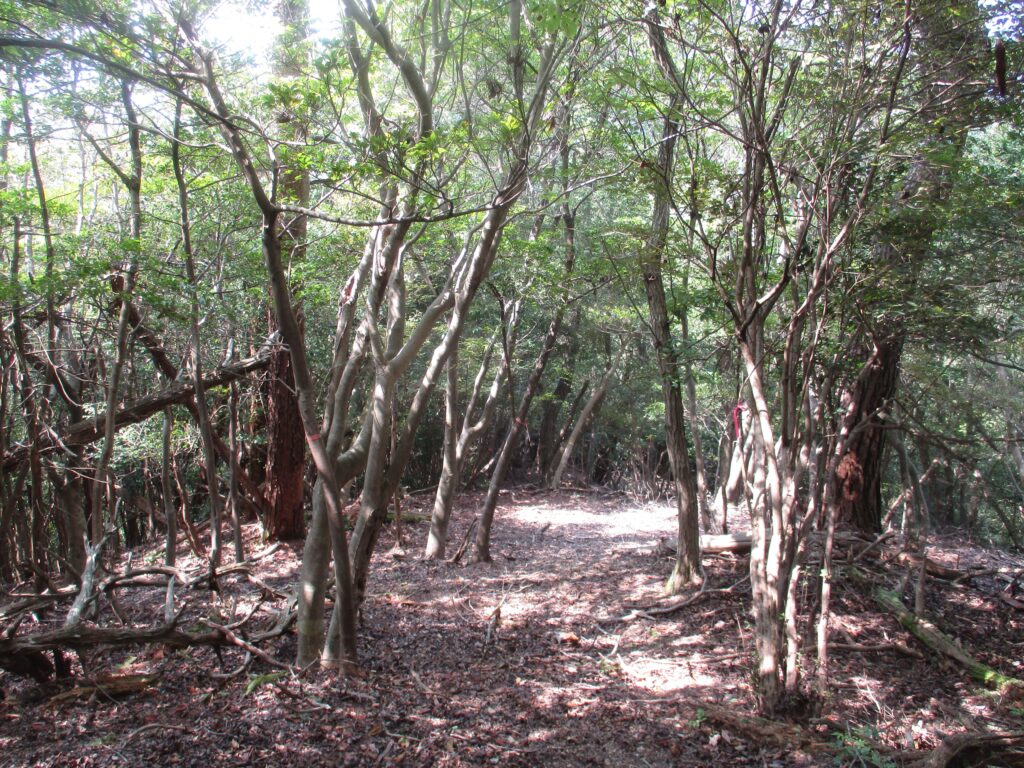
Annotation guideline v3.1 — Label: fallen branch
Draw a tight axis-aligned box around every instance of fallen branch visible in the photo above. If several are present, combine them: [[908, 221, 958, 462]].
[[200, 620, 291, 670], [46, 672, 159, 705], [831, 641, 923, 659], [699, 703, 842, 757], [873, 587, 1023, 690], [851, 530, 895, 564], [613, 575, 749, 622], [891, 551, 975, 581], [907, 730, 1024, 768], [0, 601, 297, 681], [448, 516, 478, 565]]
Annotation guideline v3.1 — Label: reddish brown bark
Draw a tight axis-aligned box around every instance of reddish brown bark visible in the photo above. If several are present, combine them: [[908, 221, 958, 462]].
[[262, 0, 310, 543], [836, 322, 904, 535], [263, 337, 306, 541]]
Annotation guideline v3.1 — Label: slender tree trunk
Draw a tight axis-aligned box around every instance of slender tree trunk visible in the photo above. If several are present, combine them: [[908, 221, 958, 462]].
[[536, 310, 580, 476], [473, 311, 562, 563], [173, 102, 224, 573], [426, 319, 510, 559], [472, 183, 576, 562], [640, 97, 701, 591], [161, 408, 177, 567], [549, 349, 621, 489], [681, 310, 712, 531], [89, 82, 143, 544], [425, 354, 460, 559], [228, 372, 244, 562]]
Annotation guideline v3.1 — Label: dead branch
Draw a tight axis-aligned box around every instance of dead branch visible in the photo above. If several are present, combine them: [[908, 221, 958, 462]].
[[613, 575, 750, 622], [699, 703, 841, 756], [1, 348, 271, 471], [200, 620, 291, 670], [0, 596, 297, 682], [873, 587, 1023, 690], [831, 641, 923, 659], [906, 730, 1024, 768], [449, 516, 478, 564], [46, 672, 159, 706]]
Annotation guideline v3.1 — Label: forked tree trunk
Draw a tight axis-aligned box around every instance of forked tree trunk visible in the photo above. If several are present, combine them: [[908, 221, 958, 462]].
[[426, 319, 511, 559], [473, 202, 575, 564], [182, 20, 359, 668], [548, 349, 621, 489]]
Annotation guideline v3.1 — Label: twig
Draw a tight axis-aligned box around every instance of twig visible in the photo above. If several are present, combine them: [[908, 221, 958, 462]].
[[448, 516, 478, 565], [612, 575, 750, 623], [851, 530, 895, 564], [200, 620, 292, 671], [123, 723, 197, 743]]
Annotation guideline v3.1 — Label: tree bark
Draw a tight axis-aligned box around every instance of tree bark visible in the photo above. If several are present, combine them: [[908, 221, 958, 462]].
[[263, 0, 311, 542], [549, 348, 621, 489]]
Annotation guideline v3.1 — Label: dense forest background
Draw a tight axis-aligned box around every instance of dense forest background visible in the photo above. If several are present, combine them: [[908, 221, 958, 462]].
[[1, 0, 1024, 763]]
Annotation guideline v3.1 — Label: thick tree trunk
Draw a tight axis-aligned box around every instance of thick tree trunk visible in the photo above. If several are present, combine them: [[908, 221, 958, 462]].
[[838, 339, 902, 533], [263, 0, 311, 542], [829, 5, 984, 535], [263, 345, 306, 541]]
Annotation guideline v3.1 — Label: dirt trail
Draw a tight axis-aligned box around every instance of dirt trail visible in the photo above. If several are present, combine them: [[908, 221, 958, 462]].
[[0, 490, 1021, 767]]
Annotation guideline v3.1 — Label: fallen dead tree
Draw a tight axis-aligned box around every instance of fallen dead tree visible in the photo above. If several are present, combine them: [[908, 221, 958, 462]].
[[0, 604, 296, 683], [873, 586, 1023, 690], [655, 533, 754, 556], [657, 530, 874, 557], [0, 543, 295, 683]]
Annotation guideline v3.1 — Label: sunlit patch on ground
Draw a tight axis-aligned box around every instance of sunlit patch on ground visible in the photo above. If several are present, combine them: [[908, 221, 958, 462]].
[[0, 489, 1021, 766]]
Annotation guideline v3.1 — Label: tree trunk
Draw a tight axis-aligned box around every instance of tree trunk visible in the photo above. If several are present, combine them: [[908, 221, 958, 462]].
[[425, 354, 460, 560], [549, 349, 621, 489], [161, 408, 177, 568], [473, 312, 562, 563], [263, 0, 311, 542], [426, 319, 510, 559], [639, 94, 701, 591], [172, 101, 224, 573], [837, 339, 901, 533], [829, 4, 985, 535], [536, 310, 580, 476], [473, 202, 575, 564]]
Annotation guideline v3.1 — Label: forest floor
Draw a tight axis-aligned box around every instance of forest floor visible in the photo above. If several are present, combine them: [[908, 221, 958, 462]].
[[1, 489, 1023, 766]]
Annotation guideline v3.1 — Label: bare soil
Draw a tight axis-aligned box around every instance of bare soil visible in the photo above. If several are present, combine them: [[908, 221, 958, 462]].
[[1, 489, 1022, 766]]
